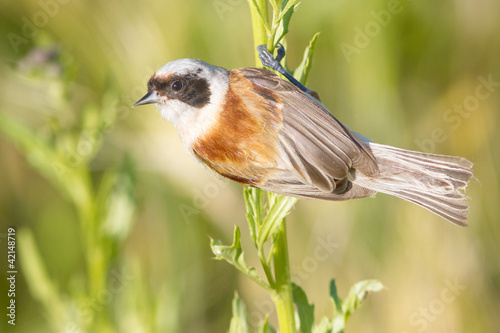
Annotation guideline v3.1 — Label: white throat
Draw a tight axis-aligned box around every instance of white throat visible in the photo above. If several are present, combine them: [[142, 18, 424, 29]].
[[154, 59, 230, 151]]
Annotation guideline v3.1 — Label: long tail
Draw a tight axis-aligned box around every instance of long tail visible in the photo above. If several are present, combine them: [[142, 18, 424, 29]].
[[353, 143, 474, 226]]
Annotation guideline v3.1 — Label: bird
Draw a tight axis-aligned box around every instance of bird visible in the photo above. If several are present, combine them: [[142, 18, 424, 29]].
[[133, 45, 473, 226]]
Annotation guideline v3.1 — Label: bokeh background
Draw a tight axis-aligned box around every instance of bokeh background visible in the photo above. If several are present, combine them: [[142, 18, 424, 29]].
[[0, 0, 499, 332]]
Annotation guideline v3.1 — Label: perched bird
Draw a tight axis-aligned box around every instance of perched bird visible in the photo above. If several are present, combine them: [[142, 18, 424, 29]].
[[133, 46, 473, 226]]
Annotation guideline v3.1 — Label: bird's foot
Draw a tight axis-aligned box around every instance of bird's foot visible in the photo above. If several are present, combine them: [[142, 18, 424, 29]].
[[257, 44, 310, 94]]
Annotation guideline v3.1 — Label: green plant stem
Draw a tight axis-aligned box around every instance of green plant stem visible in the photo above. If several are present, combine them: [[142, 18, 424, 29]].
[[69, 167, 113, 332], [74, 170, 105, 298], [258, 245, 275, 285], [247, 1, 297, 332], [270, 222, 296, 333], [248, 0, 268, 64]]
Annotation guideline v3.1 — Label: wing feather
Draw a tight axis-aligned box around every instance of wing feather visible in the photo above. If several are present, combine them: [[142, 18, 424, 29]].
[[238, 67, 378, 197]]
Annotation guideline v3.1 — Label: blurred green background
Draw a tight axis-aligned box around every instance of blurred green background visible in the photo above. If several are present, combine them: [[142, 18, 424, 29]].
[[0, 0, 499, 332]]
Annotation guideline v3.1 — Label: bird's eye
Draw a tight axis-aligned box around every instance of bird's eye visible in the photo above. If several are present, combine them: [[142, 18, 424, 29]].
[[171, 80, 184, 92]]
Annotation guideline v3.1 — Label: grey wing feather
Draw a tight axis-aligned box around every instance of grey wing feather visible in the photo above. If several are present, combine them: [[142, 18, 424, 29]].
[[241, 68, 379, 196], [238, 68, 473, 225]]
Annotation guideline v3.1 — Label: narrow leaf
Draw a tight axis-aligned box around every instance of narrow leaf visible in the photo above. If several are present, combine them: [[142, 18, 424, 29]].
[[211, 226, 270, 290], [258, 316, 277, 333], [342, 280, 384, 321], [258, 194, 297, 245], [329, 279, 342, 315], [292, 283, 315, 333], [0, 113, 90, 205], [329, 279, 346, 333], [18, 229, 67, 329], [228, 292, 250, 333], [268, 0, 279, 12], [211, 226, 245, 267], [0, 114, 67, 182], [273, 2, 299, 46], [98, 155, 136, 243], [293, 32, 320, 85], [277, 0, 298, 23], [329, 279, 383, 333], [312, 317, 332, 333], [244, 187, 264, 244]]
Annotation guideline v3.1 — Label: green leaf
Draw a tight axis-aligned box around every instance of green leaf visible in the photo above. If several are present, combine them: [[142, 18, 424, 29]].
[[268, 0, 280, 12], [312, 317, 332, 333], [76, 88, 119, 163], [97, 155, 136, 243], [329, 279, 343, 316], [258, 194, 297, 245], [211, 226, 270, 291], [273, 1, 299, 46], [292, 32, 320, 85], [277, 0, 298, 23], [0, 113, 67, 182], [0, 113, 91, 207], [244, 187, 265, 244], [329, 279, 345, 333], [292, 283, 315, 333], [210, 225, 245, 268], [228, 292, 250, 333], [342, 280, 384, 321], [331, 316, 345, 333], [258, 316, 277, 333], [329, 279, 384, 333], [18, 229, 68, 330]]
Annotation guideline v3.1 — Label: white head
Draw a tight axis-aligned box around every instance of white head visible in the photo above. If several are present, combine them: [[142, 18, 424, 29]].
[[134, 59, 230, 148]]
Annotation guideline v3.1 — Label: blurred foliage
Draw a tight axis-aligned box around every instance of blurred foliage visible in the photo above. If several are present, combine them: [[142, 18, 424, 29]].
[[0, 0, 499, 332]]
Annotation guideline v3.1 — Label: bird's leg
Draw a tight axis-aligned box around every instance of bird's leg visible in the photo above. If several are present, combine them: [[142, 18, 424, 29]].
[[257, 44, 309, 93], [257, 44, 321, 101]]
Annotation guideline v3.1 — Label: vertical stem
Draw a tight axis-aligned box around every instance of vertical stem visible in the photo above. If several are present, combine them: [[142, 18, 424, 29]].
[[247, 1, 296, 332], [74, 168, 110, 331], [248, 0, 268, 64], [74, 170, 105, 298], [271, 222, 296, 333]]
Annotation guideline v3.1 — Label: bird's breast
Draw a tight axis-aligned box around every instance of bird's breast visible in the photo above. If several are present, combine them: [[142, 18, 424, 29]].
[[192, 70, 283, 185]]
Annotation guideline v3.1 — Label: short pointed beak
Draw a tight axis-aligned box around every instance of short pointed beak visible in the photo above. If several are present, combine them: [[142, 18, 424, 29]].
[[132, 90, 159, 107]]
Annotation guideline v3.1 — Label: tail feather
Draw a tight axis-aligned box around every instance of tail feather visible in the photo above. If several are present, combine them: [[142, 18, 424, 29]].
[[393, 189, 469, 226], [353, 143, 473, 226]]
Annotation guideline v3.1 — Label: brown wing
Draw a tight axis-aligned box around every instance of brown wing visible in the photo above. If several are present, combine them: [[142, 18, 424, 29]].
[[239, 67, 379, 197]]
